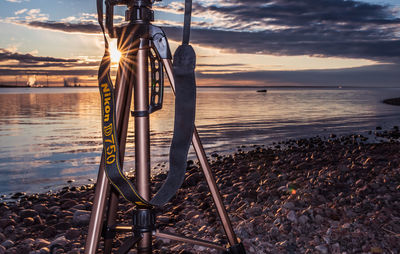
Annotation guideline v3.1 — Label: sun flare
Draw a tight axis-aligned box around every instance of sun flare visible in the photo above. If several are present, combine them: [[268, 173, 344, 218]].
[[109, 40, 121, 64]]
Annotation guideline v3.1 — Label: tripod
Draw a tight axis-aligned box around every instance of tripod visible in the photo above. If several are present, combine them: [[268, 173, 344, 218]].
[[84, 0, 246, 253]]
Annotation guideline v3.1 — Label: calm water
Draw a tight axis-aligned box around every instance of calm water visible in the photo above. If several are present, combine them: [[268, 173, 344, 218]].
[[1, 86, 400, 196]]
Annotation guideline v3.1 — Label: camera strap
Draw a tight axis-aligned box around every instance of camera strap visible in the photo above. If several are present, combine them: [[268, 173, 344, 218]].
[[151, 0, 196, 205], [96, 0, 196, 208]]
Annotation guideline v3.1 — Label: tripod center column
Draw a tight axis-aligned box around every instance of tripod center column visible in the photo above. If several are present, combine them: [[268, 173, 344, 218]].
[[135, 36, 151, 202], [134, 33, 152, 254]]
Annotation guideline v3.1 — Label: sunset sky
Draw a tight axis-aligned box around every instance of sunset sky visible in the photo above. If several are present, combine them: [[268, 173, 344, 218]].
[[0, 0, 399, 87]]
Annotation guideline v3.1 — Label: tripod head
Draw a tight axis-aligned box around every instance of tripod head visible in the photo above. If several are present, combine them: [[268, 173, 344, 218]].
[[105, 0, 161, 37]]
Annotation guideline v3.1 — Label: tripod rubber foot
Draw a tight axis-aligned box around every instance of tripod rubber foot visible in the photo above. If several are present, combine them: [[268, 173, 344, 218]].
[[224, 242, 246, 254]]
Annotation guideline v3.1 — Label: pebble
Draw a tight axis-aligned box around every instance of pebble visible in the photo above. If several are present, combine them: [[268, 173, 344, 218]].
[[0, 132, 399, 253], [39, 247, 50, 254], [0, 218, 16, 229], [72, 210, 91, 226], [1, 240, 13, 249], [19, 209, 38, 219], [298, 215, 309, 224], [49, 236, 69, 250], [35, 239, 50, 249], [315, 244, 328, 254], [286, 210, 297, 223], [65, 228, 81, 240], [283, 201, 295, 210], [32, 204, 49, 214]]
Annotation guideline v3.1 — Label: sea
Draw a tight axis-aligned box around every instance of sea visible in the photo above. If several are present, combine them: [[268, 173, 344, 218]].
[[1, 86, 400, 196]]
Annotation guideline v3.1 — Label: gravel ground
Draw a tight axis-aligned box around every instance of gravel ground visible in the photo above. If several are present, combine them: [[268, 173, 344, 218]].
[[1, 130, 399, 254]]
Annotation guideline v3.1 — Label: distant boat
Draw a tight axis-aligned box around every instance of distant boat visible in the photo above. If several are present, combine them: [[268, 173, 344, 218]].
[[257, 89, 267, 93]]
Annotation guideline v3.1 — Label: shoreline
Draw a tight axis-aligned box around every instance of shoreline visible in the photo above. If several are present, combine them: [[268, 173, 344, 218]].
[[1, 132, 400, 253], [383, 97, 400, 106]]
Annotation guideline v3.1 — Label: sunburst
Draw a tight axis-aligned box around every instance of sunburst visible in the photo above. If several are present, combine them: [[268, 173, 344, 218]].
[[109, 40, 121, 65]]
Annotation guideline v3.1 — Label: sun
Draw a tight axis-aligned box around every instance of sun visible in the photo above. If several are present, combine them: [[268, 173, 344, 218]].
[[109, 40, 121, 64]]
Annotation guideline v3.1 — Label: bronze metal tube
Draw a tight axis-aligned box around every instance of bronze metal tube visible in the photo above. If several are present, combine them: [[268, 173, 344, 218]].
[[135, 38, 152, 254], [162, 59, 239, 246], [85, 40, 135, 254], [103, 50, 135, 253], [155, 230, 227, 251], [84, 160, 110, 254]]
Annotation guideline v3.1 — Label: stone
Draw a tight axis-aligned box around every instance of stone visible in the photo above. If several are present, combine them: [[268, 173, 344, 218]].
[[185, 172, 201, 187], [157, 215, 170, 224], [43, 226, 56, 238], [22, 238, 34, 245], [71, 204, 85, 210], [49, 236, 69, 250], [331, 243, 341, 254], [185, 211, 200, 220], [19, 209, 38, 219], [60, 199, 78, 210], [39, 247, 50, 254], [315, 214, 324, 223], [34, 239, 50, 249], [283, 201, 295, 210], [315, 244, 328, 254], [61, 192, 78, 199], [55, 222, 71, 230], [67, 249, 80, 254], [287, 210, 298, 223], [0, 240, 14, 249], [298, 215, 309, 225], [4, 247, 17, 254], [23, 217, 35, 226], [16, 243, 33, 253], [72, 210, 91, 226], [11, 192, 26, 199], [4, 225, 15, 234], [342, 223, 351, 229], [32, 204, 49, 214], [65, 228, 81, 240], [0, 219, 16, 229]]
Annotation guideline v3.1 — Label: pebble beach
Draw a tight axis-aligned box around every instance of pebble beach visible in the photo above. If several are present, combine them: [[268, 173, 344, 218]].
[[1, 129, 399, 254]]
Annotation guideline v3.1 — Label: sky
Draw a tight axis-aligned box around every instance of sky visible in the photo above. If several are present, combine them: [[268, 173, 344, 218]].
[[0, 0, 399, 87]]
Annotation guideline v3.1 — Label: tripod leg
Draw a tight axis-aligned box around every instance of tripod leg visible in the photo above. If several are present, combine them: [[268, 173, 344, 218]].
[[85, 159, 111, 254], [155, 230, 226, 251], [162, 59, 239, 247], [116, 234, 143, 254], [85, 54, 135, 254], [104, 44, 136, 254]]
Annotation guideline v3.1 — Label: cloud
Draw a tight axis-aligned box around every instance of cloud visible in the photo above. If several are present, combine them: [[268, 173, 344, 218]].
[[0, 48, 398, 87], [5, 0, 29, 2], [196, 63, 400, 87], [4, 0, 400, 63], [18, 19, 400, 62], [14, 9, 27, 15], [0, 68, 97, 76], [24, 8, 49, 22], [0, 49, 99, 77], [25, 21, 100, 34], [156, 0, 400, 62], [0, 48, 79, 63]]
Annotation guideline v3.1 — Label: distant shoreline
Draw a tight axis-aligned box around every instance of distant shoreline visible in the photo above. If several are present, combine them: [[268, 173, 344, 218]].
[[0, 85, 92, 88], [383, 97, 400, 106], [1, 85, 399, 89]]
